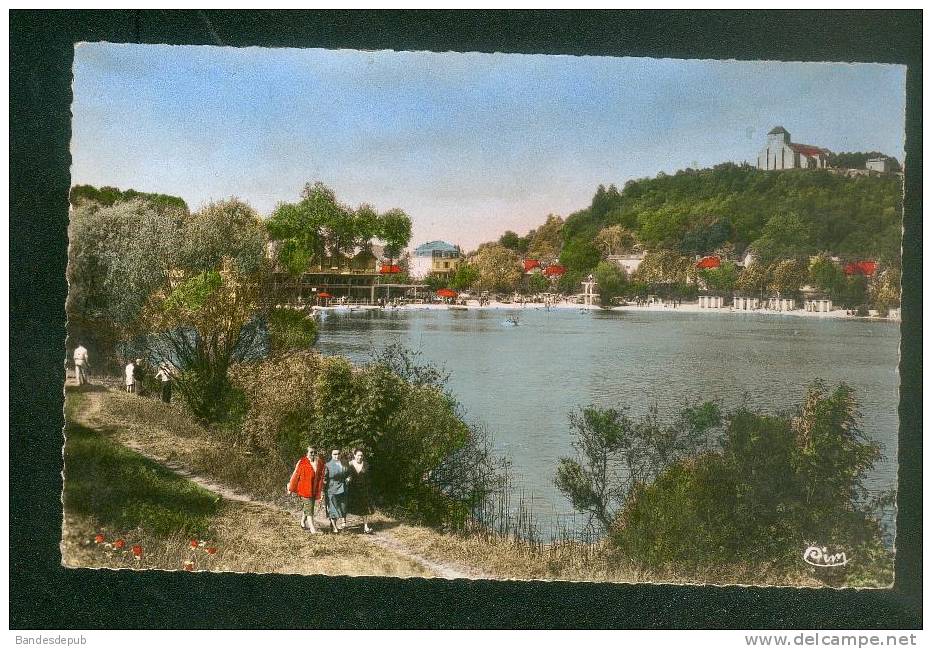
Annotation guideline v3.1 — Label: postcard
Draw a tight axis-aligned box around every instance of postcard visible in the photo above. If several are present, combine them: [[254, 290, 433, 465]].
[[63, 44, 904, 587]]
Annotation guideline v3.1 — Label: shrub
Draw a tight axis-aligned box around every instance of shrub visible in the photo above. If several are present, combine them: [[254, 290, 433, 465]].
[[267, 308, 318, 355], [609, 382, 887, 579], [231, 347, 490, 524], [558, 382, 891, 583]]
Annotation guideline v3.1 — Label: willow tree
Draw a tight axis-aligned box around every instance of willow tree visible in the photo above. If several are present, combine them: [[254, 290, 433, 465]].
[[66, 198, 186, 369]]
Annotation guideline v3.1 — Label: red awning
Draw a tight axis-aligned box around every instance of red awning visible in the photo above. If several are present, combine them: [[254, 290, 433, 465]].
[[543, 264, 566, 277], [523, 259, 540, 272], [380, 264, 402, 274], [696, 256, 721, 270], [436, 288, 458, 298], [317, 292, 333, 298]]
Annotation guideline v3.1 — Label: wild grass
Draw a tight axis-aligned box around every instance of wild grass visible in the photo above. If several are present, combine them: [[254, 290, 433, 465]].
[[62, 389, 432, 577], [64, 386, 832, 585]]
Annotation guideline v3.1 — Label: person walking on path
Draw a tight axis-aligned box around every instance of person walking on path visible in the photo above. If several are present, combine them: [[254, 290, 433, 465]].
[[287, 446, 323, 533], [154, 363, 173, 403], [124, 360, 136, 394], [347, 448, 374, 534], [323, 448, 348, 533], [73, 344, 89, 386]]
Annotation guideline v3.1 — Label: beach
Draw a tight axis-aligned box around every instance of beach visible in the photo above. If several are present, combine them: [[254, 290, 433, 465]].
[[313, 300, 900, 321]]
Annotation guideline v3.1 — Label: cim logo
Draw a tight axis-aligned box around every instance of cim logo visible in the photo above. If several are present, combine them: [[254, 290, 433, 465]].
[[803, 545, 849, 568]]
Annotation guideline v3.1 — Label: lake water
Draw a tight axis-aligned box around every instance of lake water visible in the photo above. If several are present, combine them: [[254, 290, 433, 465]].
[[316, 307, 900, 538]]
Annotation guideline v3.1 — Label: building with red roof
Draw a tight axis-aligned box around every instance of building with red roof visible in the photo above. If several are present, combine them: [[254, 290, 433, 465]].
[[757, 126, 830, 171], [523, 259, 541, 273], [843, 260, 877, 277]]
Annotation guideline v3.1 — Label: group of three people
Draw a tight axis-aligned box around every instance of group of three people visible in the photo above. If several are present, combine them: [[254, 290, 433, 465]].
[[123, 357, 174, 403], [287, 447, 373, 535]]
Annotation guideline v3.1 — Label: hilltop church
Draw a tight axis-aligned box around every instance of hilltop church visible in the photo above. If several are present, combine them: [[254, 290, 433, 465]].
[[757, 126, 830, 170]]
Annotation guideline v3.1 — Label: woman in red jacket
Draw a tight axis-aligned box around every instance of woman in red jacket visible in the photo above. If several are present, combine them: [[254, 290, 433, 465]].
[[287, 446, 324, 533]]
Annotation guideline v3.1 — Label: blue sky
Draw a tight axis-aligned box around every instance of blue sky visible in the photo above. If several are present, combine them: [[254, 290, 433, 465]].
[[71, 44, 906, 251]]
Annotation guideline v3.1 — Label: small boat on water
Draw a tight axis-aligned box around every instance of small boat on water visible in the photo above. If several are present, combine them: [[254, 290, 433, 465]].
[[502, 316, 520, 327]]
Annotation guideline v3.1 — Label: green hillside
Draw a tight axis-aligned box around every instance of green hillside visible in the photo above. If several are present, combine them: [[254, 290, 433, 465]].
[[557, 163, 902, 274]]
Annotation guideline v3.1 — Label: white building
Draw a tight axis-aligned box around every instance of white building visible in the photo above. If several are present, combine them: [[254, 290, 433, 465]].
[[733, 296, 760, 311], [607, 253, 644, 276], [805, 298, 833, 313], [757, 126, 830, 171], [409, 240, 462, 279], [866, 156, 896, 174], [767, 297, 797, 312], [698, 295, 724, 309]]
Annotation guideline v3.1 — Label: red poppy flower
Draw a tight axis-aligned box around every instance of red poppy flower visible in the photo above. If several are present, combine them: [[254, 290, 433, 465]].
[[205, 547, 217, 555], [132, 545, 143, 558], [190, 539, 199, 548], [114, 539, 126, 550], [183, 560, 195, 571], [94, 534, 105, 544]]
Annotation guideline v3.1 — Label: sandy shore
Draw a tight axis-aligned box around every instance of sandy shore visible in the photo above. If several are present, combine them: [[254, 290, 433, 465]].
[[313, 301, 899, 321]]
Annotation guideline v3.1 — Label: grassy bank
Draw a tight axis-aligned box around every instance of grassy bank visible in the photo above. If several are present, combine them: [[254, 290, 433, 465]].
[[65, 385, 833, 585], [62, 388, 432, 577]]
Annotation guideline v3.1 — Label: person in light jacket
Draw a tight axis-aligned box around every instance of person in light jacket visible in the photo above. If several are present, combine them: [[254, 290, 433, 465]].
[[323, 448, 348, 533]]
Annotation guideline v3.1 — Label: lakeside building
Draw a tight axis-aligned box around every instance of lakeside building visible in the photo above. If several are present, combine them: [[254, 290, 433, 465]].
[[409, 240, 462, 279], [607, 253, 645, 275], [271, 269, 428, 305], [757, 126, 830, 171]]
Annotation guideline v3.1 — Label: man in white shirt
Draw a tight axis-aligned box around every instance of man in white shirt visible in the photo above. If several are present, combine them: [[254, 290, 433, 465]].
[[73, 344, 89, 386]]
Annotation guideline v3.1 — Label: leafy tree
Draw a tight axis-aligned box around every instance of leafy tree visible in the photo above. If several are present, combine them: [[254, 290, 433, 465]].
[[735, 262, 771, 298], [498, 230, 530, 254], [267, 182, 411, 293], [526, 214, 564, 262], [450, 263, 480, 291], [266, 308, 319, 356], [808, 253, 847, 299], [66, 199, 187, 369], [593, 225, 639, 257], [140, 199, 272, 422], [633, 250, 694, 286], [700, 260, 739, 295], [679, 218, 731, 256], [556, 269, 584, 295], [612, 382, 887, 578], [525, 272, 550, 295], [769, 259, 808, 296], [555, 402, 721, 533], [869, 266, 901, 312], [840, 274, 869, 310], [559, 237, 601, 274], [593, 261, 627, 307], [70, 184, 190, 214], [378, 208, 413, 261], [750, 212, 813, 264], [473, 244, 522, 293]]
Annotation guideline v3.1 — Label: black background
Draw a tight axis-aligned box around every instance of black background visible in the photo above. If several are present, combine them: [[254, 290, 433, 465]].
[[9, 10, 922, 629]]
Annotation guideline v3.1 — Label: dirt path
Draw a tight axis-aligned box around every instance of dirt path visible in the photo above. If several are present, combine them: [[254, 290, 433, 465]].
[[69, 386, 486, 581]]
